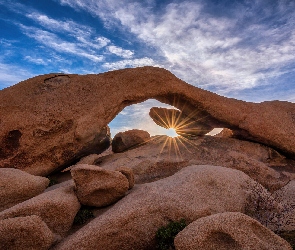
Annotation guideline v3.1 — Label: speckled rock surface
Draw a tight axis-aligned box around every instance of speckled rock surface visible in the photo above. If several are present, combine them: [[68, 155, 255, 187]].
[[71, 164, 129, 207], [90, 135, 294, 191], [1, 67, 295, 175], [0, 185, 80, 236], [112, 129, 150, 153], [115, 166, 135, 189], [174, 212, 292, 250], [0, 215, 54, 250], [0, 168, 49, 212], [54, 165, 271, 250]]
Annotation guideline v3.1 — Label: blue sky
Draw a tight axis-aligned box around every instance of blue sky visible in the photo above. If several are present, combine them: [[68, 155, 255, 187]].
[[1, 0, 295, 136]]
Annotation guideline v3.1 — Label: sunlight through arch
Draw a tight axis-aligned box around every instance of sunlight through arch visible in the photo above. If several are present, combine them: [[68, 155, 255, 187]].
[[166, 128, 178, 138]]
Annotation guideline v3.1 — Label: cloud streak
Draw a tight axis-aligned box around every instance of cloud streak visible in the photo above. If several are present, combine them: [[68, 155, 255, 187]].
[[58, 0, 295, 95]]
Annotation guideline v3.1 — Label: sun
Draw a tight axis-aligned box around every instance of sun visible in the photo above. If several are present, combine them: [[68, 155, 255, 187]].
[[166, 127, 178, 138]]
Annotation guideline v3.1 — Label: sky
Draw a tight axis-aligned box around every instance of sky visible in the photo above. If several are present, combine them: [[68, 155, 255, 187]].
[[1, 0, 295, 136]]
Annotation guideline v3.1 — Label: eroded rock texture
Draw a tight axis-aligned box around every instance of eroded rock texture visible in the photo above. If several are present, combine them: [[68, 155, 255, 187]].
[[1, 67, 295, 175], [54, 165, 274, 250], [174, 212, 292, 250]]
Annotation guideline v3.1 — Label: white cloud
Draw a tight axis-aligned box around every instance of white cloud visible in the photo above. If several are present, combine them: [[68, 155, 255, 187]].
[[103, 57, 157, 70], [109, 99, 176, 136], [19, 25, 104, 62], [24, 56, 48, 65], [0, 62, 33, 89], [26, 12, 111, 50], [107, 45, 133, 58], [26, 12, 92, 36], [59, 0, 295, 94]]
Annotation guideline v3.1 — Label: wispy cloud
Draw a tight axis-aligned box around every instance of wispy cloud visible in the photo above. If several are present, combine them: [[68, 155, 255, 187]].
[[19, 25, 104, 62], [59, 0, 295, 95], [107, 45, 133, 58], [0, 62, 33, 89], [103, 57, 156, 70], [24, 56, 49, 65]]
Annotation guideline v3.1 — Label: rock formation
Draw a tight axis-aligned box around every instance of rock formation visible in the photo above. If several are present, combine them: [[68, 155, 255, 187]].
[[89, 135, 294, 191], [1, 67, 295, 175], [54, 165, 273, 249], [0, 168, 49, 212], [0, 215, 54, 250], [71, 164, 130, 207], [112, 129, 150, 153], [0, 186, 80, 236], [149, 107, 213, 137], [174, 212, 292, 250], [115, 166, 135, 189]]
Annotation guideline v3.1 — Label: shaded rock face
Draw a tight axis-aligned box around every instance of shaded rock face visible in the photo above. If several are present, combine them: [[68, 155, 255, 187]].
[[0, 67, 295, 175], [115, 166, 135, 189], [174, 212, 292, 250], [54, 165, 271, 250], [0, 215, 54, 250], [0, 185, 81, 236], [92, 135, 295, 191], [0, 168, 49, 212], [112, 129, 150, 153], [71, 164, 130, 207]]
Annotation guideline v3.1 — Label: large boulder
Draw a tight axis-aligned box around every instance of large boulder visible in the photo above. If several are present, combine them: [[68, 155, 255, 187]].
[[0, 185, 80, 236], [71, 164, 130, 207], [1, 67, 295, 175], [54, 165, 273, 250], [112, 129, 150, 153], [0, 168, 49, 212], [174, 212, 292, 250], [0, 215, 54, 250], [91, 135, 294, 191]]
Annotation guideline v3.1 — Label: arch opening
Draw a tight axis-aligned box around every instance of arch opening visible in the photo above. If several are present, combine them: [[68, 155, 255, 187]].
[[108, 99, 178, 137]]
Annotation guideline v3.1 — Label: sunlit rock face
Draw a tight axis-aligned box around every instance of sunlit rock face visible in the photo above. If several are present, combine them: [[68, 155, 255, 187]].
[[1, 66, 295, 175], [88, 135, 295, 192]]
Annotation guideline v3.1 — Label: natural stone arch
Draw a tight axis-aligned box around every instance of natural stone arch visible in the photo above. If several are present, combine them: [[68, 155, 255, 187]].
[[0, 66, 295, 175]]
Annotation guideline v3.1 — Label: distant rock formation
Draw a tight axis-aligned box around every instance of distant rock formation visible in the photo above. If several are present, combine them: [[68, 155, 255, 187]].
[[0, 66, 294, 176], [112, 129, 150, 153], [88, 135, 295, 192]]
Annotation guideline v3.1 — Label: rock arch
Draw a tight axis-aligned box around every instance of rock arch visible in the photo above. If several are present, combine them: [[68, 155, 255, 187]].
[[0, 66, 294, 175]]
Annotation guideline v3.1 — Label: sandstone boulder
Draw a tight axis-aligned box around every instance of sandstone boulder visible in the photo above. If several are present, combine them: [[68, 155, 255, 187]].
[[0, 185, 80, 236], [71, 164, 129, 207], [272, 180, 295, 231], [92, 135, 294, 191], [0, 215, 54, 250], [115, 166, 135, 189], [174, 212, 292, 250], [112, 129, 150, 153], [54, 165, 272, 249], [0, 168, 49, 212], [1, 67, 294, 176]]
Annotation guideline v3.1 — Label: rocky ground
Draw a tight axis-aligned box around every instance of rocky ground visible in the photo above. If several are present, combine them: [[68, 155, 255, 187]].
[[1, 67, 295, 249]]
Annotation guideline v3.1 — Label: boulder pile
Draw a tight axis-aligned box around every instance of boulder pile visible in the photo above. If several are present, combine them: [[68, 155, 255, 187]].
[[0, 67, 294, 249]]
